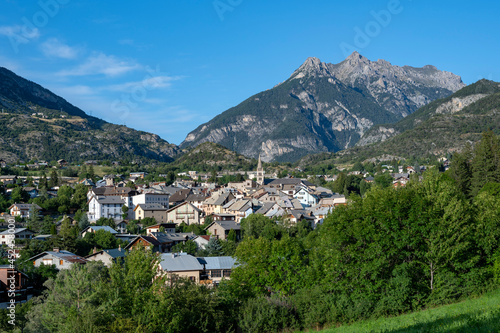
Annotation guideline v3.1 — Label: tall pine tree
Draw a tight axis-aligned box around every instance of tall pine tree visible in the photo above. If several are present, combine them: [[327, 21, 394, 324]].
[[471, 131, 500, 196]]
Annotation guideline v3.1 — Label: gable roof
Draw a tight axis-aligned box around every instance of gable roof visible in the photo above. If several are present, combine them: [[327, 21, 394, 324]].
[[30, 250, 87, 264], [255, 202, 278, 215], [185, 193, 207, 202], [205, 220, 241, 231], [166, 201, 202, 213], [85, 248, 126, 259], [225, 199, 252, 212], [169, 189, 192, 202], [81, 225, 118, 234], [134, 203, 168, 212], [0, 228, 35, 235], [269, 178, 314, 187], [159, 253, 204, 272], [124, 235, 162, 250], [198, 256, 237, 270], [151, 232, 196, 243], [9, 203, 42, 210]]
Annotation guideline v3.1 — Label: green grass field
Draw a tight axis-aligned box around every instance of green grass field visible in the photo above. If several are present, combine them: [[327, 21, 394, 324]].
[[307, 289, 500, 333]]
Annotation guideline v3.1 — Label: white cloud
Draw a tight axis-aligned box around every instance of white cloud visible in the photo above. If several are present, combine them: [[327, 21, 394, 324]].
[[105, 76, 182, 92], [57, 52, 141, 77], [0, 25, 40, 39], [41, 38, 79, 59], [52, 85, 94, 97]]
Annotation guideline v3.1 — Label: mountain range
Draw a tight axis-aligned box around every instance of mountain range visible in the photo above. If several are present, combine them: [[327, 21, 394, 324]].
[[2, 54, 497, 166], [297, 79, 500, 167], [181, 52, 465, 162]]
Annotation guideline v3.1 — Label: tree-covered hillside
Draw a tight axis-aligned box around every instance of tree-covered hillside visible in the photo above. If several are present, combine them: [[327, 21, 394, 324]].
[[0, 67, 180, 163]]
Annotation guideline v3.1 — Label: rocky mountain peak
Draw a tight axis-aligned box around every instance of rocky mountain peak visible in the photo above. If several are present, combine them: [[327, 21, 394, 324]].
[[182, 53, 466, 162], [292, 56, 333, 78], [344, 51, 370, 65]]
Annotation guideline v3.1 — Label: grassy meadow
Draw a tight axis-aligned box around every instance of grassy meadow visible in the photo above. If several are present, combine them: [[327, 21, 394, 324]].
[[307, 289, 500, 333]]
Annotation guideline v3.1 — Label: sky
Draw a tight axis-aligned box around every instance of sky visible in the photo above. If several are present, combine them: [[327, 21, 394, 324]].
[[0, 0, 498, 145]]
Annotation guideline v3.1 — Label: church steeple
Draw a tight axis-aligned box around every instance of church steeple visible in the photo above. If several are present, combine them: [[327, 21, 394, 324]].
[[256, 154, 264, 186]]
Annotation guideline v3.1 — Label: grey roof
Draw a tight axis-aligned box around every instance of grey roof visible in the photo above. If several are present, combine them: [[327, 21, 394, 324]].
[[289, 210, 315, 220], [97, 197, 125, 205], [0, 228, 35, 235], [205, 192, 234, 206], [185, 194, 207, 202], [162, 186, 182, 196], [10, 203, 42, 210], [226, 199, 252, 212], [198, 256, 238, 270], [269, 178, 314, 186], [255, 202, 277, 215], [86, 248, 126, 259], [152, 232, 196, 243], [159, 253, 204, 272], [309, 205, 331, 216], [30, 250, 87, 263], [82, 226, 118, 234], [136, 203, 168, 211], [103, 248, 126, 258], [206, 220, 241, 231], [33, 234, 53, 240], [222, 198, 237, 209], [170, 189, 192, 202], [167, 202, 202, 213]]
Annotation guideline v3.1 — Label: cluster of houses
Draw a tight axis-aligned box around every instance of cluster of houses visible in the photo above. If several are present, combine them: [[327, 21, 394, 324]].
[[86, 157, 348, 232], [0, 156, 444, 308]]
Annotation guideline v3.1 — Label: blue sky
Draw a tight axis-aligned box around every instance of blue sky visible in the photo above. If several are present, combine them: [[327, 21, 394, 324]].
[[0, 0, 498, 145]]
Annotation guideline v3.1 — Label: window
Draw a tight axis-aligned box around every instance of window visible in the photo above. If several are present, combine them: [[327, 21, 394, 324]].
[[223, 270, 231, 277], [42, 259, 53, 265], [211, 270, 222, 278], [60, 260, 63, 266]]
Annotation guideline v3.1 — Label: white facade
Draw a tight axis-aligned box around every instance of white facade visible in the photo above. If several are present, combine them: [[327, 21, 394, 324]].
[[131, 193, 169, 211], [293, 188, 319, 208], [87, 196, 125, 222], [0, 228, 35, 247]]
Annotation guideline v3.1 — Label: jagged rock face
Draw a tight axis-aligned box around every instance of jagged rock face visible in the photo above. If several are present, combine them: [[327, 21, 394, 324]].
[[181, 52, 465, 162], [357, 93, 490, 147]]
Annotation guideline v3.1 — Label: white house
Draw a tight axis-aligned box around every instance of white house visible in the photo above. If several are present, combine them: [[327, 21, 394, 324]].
[[130, 193, 169, 214], [293, 186, 319, 208], [30, 249, 87, 270], [87, 196, 125, 222], [0, 228, 35, 247], [8, 204, 42, 219]]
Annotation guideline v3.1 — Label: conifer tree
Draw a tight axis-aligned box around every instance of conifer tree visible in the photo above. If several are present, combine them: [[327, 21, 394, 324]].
[[471, 131, 500, 196]]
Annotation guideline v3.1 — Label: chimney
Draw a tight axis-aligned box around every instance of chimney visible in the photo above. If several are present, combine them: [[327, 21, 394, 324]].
[[53, 247, 60, 253], [93, 247, 97, 254], [118, 244, 121, 251]]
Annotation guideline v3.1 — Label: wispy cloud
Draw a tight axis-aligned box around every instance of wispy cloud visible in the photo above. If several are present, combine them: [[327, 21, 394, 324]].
[[57, 52, 141, 77], [0, 24, 40, 39], [53, 85, 95, 97], [40, 38, 80, 59], [105, 76, 182, 92]]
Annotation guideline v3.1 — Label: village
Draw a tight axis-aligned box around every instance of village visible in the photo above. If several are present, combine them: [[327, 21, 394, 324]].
[[0, 155, 440, 308]]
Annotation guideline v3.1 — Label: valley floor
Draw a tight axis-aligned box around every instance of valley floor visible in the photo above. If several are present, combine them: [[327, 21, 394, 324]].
[[305, 288, 500, 333]]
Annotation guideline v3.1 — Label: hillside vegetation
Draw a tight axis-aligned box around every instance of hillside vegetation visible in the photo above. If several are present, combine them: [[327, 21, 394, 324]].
[[172, 142, 257, 172], [0, 67, 180, 163], [312, 288, 500, 333], [298, 80, 500, 166]]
